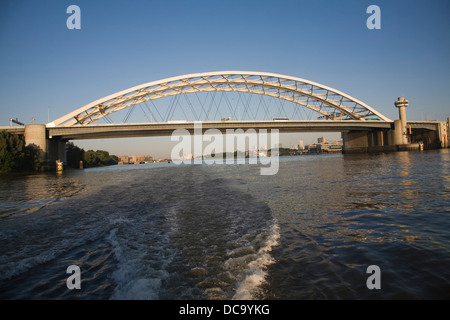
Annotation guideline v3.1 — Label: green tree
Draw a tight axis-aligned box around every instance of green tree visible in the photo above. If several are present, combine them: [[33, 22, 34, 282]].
[[66, 142, 85, 169], [83, 149, 118, 168], [84, 150, 99, 167], [0, 131, 42, 173], [96, 150, 109, 164], [110, 154, 119, 165], [24, 145, 43, 172]]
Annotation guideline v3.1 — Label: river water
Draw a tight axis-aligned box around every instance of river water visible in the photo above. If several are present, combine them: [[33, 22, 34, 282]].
[[0, 150, 449, 300]]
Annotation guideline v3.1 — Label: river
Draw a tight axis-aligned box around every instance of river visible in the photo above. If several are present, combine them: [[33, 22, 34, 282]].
[[0, 150, 449, 299]]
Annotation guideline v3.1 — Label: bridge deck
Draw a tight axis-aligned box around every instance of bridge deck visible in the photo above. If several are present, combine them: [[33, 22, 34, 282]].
[[46, 120, 394, 140], [0, 127, 25, 134], [1, 120, 443, 141]]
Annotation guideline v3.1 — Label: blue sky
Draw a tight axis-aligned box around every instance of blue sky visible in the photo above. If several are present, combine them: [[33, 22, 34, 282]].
[[1, 0, 449, 158]]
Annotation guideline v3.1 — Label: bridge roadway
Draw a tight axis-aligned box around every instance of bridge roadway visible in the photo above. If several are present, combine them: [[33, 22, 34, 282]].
[[1, 120, 442, 140], [44, 120, 394, 140], [1, 120, 443, 140]]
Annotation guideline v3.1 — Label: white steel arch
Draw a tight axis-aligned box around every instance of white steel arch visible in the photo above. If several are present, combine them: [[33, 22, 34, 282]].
[[48, 71, 391, 127]]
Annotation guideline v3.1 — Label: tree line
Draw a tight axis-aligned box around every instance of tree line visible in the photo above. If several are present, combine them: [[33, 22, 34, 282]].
[[66, 142, 118, 168], [0, 131, 42, 173], [0, 131, 118, 173]]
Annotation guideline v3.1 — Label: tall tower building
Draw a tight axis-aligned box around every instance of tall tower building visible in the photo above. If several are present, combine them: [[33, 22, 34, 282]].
[[394, 97, 409, 144]]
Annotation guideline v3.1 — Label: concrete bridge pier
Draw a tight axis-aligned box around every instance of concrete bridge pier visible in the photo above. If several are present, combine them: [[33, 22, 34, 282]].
[[24, 124, 66, 170], [341, 130, 370, 153], [341, 123, 417, 154], [342, 128, 395, 153], [391, 120, 404, 145], [341, 97, 449, 153]]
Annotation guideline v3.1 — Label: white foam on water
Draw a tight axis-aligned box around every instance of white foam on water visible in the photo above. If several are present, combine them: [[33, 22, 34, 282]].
[[107, 218, 173, 300], [232, 220, 280, 300]]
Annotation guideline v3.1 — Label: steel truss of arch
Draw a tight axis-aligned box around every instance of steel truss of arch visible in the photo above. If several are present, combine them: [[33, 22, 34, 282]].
[[48, 71, 391, 127]]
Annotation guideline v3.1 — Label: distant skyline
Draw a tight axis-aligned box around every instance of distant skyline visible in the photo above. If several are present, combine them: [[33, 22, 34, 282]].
[[72, 132, 343, 159], [1, 0, 449, 158]]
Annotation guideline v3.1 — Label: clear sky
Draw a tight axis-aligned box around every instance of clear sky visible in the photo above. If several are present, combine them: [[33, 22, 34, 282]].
[[1, 0, 449, 158]]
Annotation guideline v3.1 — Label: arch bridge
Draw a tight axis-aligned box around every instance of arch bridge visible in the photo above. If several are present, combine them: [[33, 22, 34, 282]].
[[15, 71, 445, 168], [48, 71, 391, 127]]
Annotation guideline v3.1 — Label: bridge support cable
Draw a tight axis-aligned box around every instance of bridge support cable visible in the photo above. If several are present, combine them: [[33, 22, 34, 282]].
[[163, 95, 174, 122], [123, 105, 136, 123], [275, 97, 289, 119], [260, 96, 272, 120], [139, 105, 152, 123], [179, 95, 190, 122], [103, 114, 113, 124], [236, 94, 245, 120], [149, 100, 164, 123], [204, 92, 213, 121], [290, 101, 302, 120], [171, 94, 183, 121], [222, 93, 236, 120], [194, 92, 209, 121], [183, 94, 198, 121], [234, 92, 243, 120], [214, 91, 225, 120], [246, 92, 257, 120], [254, 94, 263, 120], [260, 94, 272, 120], [162, 96, 173, 122], [241, 92, 254, 121], [212, 91, 226, 121], [302, 97, 314, 120], [142, 100, 157, 123], [164, 94, 180, 122]]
